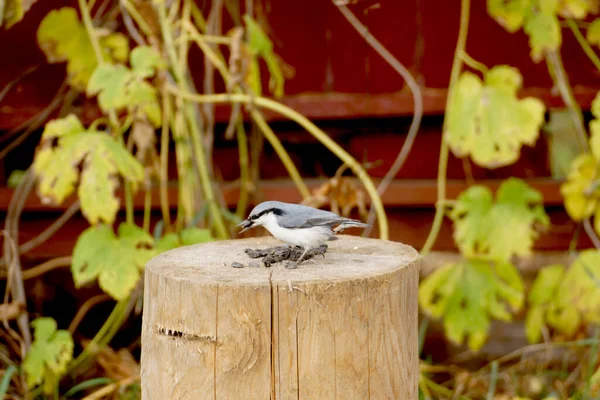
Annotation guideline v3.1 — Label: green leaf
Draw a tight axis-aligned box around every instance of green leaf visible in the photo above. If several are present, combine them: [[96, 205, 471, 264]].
[[1, 0, 32, 28], [33, 114, 144, 225], [558, 0, 598, 19], [525, 252, 600, 342], [525, 264, 565, 343], [180, 227, 214, 245], [72, 223, 153, 300], [587, 19, 600, 48], [525, 305, 545, 343], [7, 169, 26, 188], [23, 318, 74, 394], [36, 7, 128, 90], [100, 32, 130, 63], [87, 59, 162, 127], [487, 0, 533, 32], [153, 228, 215, 253], [419, 258, 524, 351], [561, 154, 599, 221], [592, 90, 600, 119], [544, 109, 582, 178], [450, 186, 494, 256], [130, 45, 166, 77], [446, 67, 545, 168], [529, 264, 565, 305], [523, 11, 561, 62], [451, 178, 549, 259], [243, 14, 285, 97], [87, 64, 133, 110], [154, 232, 181, 253]]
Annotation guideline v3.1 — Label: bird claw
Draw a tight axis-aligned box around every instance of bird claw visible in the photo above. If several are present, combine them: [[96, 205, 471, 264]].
[[285, 261, 298, 269]]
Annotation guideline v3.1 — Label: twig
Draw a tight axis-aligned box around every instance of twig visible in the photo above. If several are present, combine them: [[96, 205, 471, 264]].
[[583, 218, 600, 249], [202, 0, 222, 168], [546, 50, 589, 153], [159, 86, 172, 232], [0, 302, 24, 321], [120, 0, 153, 37], [184, 22, 311, 200], [0, 66, 38, 104], [0, 83, 70, 161], [420, 0, 470, 255], [167, 87, 390, 239], [459, 50, 488, 74], [335, 4, 423, 236], [567, 19, 600, 73], [157, 4, 229, 239], [81, 375, 139, 400], [68, 294, 111, 334], [119, 0, 145, 46], [3, 169, 35, 351], [21, 257, 72, 281], [78, 0, 104, 62], [19, 201, 80, 254], [235, 122, 251, 218]]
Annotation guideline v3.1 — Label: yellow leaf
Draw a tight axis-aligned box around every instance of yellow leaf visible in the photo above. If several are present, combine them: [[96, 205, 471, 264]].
[[451, 178, 549, 259], [419, 258, 524, 351], [523, 10, 562, 62], [33, 115, 144, 225], [446, 68, 545, 168], [587, 19, 600, 48], [561, 154, 598, 221]]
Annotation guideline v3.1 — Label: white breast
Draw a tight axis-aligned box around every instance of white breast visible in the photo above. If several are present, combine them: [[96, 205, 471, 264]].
[[258, 213, 332, 249]]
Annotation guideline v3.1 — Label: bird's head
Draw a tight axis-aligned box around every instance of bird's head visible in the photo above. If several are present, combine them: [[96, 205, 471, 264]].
[[237, 201, 286, 233]]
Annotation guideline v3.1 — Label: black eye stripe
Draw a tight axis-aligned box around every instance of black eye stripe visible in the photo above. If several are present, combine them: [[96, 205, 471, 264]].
[[251, 208, 285, 220]]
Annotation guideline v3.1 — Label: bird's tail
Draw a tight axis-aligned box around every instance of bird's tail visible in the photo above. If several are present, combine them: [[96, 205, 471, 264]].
[[333, 218, 370, 233]]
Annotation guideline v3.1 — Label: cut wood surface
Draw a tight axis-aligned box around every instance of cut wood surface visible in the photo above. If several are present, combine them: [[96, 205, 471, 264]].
[[140, 235, 420, 399]]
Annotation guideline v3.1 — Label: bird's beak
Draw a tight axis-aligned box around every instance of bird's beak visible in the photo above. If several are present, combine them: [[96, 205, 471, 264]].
[[237, 219, 253, 234]]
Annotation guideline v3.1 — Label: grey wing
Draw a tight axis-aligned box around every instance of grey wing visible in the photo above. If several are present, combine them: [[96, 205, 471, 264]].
[[278, 209, 342, 229]]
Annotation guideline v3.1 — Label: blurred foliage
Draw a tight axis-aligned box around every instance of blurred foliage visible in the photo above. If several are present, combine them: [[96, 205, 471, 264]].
[[37, 7, 129, 90], [23, 318, 73, 395], [526, 250, 600, 343], [4, 0, 600, 399], [446, 66, 545, 168], [420, 258, 523, 350], [87, 46, 165, 127], [33, 114, 144, 225]]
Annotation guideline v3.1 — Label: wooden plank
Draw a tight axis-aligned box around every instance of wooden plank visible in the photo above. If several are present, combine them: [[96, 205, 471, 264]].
[[0, 178, 566, 212], [2, 86, 599, 131]]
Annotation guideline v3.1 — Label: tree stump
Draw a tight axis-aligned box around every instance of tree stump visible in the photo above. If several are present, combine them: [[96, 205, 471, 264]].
[[140, 235, 420, 399]]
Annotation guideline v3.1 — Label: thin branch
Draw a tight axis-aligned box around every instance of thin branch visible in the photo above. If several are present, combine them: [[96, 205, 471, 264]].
[[335, 4, 423, 235], [78, 0, 104, 62], [81, 375, 139, 400], [546, 50, 589, 153], [0, 83, 70, 161], [21, 257, 72, 281], [3, 169, 35, 351], [68, 294, 111, 334], [19, 201, 80, 255], [0, 66, 38, 104], [185, 22, 311, 200], [119, 0, 146, 46], [567, 19, 600, 73], [583, 218, 600, 249], [421, 0, 470, 255], [167, 87, 390, 238]]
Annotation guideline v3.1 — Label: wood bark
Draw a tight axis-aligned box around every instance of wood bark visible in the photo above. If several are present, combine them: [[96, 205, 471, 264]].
[[141, 235, 420, 399]]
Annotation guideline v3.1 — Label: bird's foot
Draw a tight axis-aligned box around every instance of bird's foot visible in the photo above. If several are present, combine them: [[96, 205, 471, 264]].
[[285, 261, 299, 269]]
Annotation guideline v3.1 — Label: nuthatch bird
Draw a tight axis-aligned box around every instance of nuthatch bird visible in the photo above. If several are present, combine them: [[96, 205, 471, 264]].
[[237, 201, 370, 268]]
